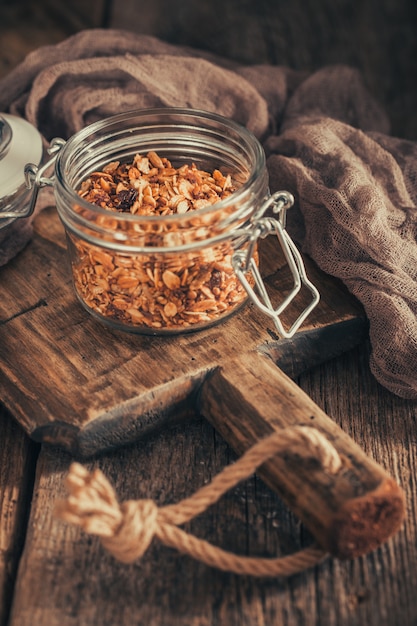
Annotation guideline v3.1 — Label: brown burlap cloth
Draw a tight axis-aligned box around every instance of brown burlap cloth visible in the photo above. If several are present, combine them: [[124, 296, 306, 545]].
[[1, 29, 416, 399]]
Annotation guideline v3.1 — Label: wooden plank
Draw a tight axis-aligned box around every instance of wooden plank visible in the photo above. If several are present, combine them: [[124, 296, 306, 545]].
[[7, 345, 417, 626], [0, 207, 366, 457], [199, 351, 405, 559], [0, 405, 39, 626]]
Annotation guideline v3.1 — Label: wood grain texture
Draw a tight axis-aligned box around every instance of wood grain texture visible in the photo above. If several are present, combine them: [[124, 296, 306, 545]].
[[109, 0, 417, 140], [0, 406, 39, 626], [199, 351, 405, 558], [6, 346, 417, 626]]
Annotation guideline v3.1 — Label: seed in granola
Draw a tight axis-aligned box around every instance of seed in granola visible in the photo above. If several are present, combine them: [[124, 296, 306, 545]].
[[162, 270, 181, 290], [176, 199, 190, 214], [117, 275, 139, 290], [190, 299, 218, 312], [148, 151, 164, 169], [164, 302, 178, 317], [90, 250, 114, 269], [127, 308, 145, 323]]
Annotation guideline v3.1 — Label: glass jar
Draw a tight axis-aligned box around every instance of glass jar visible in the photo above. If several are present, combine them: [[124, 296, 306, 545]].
[[0, 113, 43, 229], [25, 108, 319, 336]]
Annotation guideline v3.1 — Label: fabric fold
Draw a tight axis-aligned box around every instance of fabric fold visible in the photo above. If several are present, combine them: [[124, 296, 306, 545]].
[[265, 116, 417, 398]]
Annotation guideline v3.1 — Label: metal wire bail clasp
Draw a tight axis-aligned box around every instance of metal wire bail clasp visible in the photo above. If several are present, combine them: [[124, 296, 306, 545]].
[[20, 137, 66, 219], [232, 190, 320, 338]]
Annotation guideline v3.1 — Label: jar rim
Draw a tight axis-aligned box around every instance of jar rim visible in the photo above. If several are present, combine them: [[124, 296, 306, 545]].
[[55, 107, 266, 226]]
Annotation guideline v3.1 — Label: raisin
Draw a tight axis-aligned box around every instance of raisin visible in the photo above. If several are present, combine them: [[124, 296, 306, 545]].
[[209, 270, 222, 290], [115, 189, 138, 211]]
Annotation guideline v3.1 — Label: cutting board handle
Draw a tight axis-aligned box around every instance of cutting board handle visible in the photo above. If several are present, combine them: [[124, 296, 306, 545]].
[[198, 351, 405, 559]]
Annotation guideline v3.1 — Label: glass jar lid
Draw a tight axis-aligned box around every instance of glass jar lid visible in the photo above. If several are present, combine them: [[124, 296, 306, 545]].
[[0, 114, 43, 229], [0, 114, 43, 197]]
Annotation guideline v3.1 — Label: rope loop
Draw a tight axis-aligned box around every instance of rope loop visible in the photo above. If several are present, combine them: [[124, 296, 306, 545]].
[[55, 426, 339, 577]]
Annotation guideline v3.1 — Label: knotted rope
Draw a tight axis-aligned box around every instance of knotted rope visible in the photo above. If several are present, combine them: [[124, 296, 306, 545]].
[[55, 426, 342, 577]]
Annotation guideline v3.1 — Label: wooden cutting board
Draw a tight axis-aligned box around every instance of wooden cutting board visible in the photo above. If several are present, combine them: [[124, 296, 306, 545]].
[[0, 205, 365, 453], [0, 207, 405, 559]]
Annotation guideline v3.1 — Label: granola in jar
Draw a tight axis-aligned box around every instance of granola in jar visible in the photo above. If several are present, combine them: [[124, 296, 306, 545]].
[[49, 108, 270, 334], [69, 151, 257, 332], [25, 108, 318, 337]]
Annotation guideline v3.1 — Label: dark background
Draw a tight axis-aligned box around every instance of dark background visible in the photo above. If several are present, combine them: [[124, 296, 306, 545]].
[[0, 0, 416, 139]]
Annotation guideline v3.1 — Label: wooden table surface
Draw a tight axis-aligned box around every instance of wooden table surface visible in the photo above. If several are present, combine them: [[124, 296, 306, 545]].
[[1, 1, 417, 624]]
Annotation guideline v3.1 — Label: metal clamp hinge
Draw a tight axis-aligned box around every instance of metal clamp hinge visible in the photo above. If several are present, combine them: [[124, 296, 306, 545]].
[[0, 137, 65, 220], [232, 190, 320, 338]]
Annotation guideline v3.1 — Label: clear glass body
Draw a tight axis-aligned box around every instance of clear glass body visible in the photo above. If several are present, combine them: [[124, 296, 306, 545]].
[[53, 108, 269, 334]]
